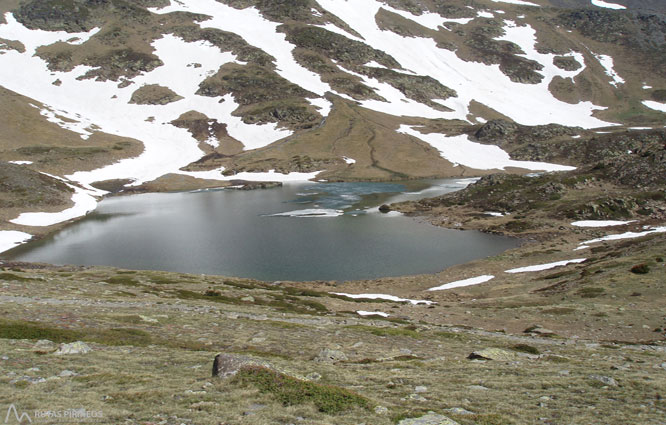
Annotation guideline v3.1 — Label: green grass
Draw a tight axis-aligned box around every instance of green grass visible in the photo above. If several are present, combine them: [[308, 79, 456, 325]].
[[577, 287, 605, 298], [0, 272, 33, 282], [0, 319, 207, 351], [510, 344, 540, 355], [233, 366, 370, 414], [346, 325, 422, 339]]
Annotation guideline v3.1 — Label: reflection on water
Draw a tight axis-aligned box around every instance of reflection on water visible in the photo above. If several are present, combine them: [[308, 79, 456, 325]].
[[5, 179, 518, 281]]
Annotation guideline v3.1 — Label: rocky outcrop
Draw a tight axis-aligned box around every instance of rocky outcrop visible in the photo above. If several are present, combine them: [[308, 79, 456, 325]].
[[212, 353, 272, 378], [129, 84, 183, 105], [467, 348, 516, 361]]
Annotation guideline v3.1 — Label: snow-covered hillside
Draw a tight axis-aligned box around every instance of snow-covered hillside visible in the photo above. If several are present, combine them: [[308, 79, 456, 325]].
[[0, 0, 664, 249]]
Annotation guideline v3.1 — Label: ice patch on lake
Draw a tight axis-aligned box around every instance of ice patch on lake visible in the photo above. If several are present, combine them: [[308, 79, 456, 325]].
[[505, 258, 586, 273], [0, 231, 32, 254], [267, 209, 343, 218], [427, 275, 495, 291]]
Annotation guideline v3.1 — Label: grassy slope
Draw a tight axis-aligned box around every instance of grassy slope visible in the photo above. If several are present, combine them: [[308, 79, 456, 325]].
[[0, 257, 663, 424]]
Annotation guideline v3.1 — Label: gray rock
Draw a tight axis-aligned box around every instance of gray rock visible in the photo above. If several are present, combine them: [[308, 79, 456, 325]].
[[589, 375, 618, 387], [59, 370, 78, 377], [468, 385, 490, 391], [444, 407, 475, 415], [212, 353, 271, 379], [305, 372, 322, 381], [374, 405, 389, 415], [408, 393, 427, 401], [315, 348, 348, 363], [55, 341, 91, 355], [524, 325, 556, 336], [398, 412, 460, 425], [33, 339, 57, 353], [415, 385, 428, 393], [242, 403, 266, 416], [468, 348, 516, 361]]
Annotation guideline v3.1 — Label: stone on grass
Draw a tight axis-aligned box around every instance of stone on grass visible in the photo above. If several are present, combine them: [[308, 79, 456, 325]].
[[212, 353, 272, 379], [468, 348, 516, 361], [398, 412, 460, 425], [445, 407, 475, 415], [55, 341, 91, 355], [33, 339, 57, 354], [524, 325, 556, 336], [589, 374, 618, 387], [315, 348, 348, 363], [374, 405, 389, 415]]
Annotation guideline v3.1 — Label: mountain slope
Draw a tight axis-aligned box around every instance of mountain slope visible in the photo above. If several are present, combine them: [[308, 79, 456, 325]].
[[0, 0, 665, 243]]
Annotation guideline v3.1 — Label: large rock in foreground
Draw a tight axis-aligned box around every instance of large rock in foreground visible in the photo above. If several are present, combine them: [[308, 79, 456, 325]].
[[212, 353, 272, 379]]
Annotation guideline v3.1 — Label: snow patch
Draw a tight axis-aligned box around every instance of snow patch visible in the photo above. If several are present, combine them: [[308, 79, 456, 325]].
[[10, 177, 99, 227], [642, 101, 666, 113], [331, 292, 435, 305], [398, 125, 575, 171], [314, 23, 365, 42], [150, 0, 331, 96], [357, 310, 389, 317], [0, 231, 32, 254], [571, 220, 634, 227], [317, 0, 610, 128], [590, 0, 626, 10], [307, 97, 332, 117], [427, 275, 495, 291], [505, 258, 586, 274], [577, 226, 666, 248], [592, 53, 624, 87], [8, 161, 32, 165], [342, 156, 356, 164], [491, 0, 541, 6], [477, 11, 494, 19], [35, 104, 94, 139]]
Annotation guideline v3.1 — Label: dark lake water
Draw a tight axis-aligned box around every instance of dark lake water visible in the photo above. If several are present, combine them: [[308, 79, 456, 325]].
[[5, 179, 519, 281]]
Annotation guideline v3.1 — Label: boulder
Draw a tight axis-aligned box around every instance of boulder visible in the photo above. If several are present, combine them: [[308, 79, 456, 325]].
[[55, 341, 91, 355], [315, 348, 348, 363], [398, 412, 460, 425], [32, 339, 57, 354], [212, 353, 272, 379], [468, 348, 516, 361], [524, 325, 556, 336], [589, 374, 618, 387]]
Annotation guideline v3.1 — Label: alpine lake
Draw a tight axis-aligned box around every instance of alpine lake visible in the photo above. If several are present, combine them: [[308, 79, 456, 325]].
[[6, 179, 519, 281]]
